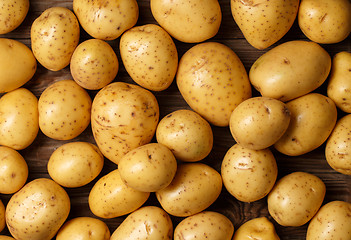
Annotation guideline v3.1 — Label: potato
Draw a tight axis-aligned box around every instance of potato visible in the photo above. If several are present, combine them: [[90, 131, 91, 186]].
[[231, 0, 299, 50], [176, 42, 252, 127], [110, 206, 173, 240], [298, 0, 351, 44], [156, 109, 213, 162], [0, 88, 39, 150], [73, 0, 138, 40], [6, 178, 70, 240], [0, 200, 4, 232], [120, 24, 178, 91], [267, 172, 326, 227], [249, 40, 331, 102], [91, 82, 159, 165], [88, 169, 149, 219], [118, 143, 177, 192], [274, 93, 337, 156], [70, 39, 119, 90], [0, 0, 29, 34], [38, 80, 92, 140], [232, 217, 280, 240], [0, 236, 14, 240], [0, 38, 36, 93], [0, 146, 28, 194], [56, 217, 110, 240], [306, 201, 351, 240], [174, 211, 234, 240], [156, 163, 222, 217], [150, 0, 221, 43], [31, 7, 80, 71], [221, 144, 278, 202], [229, 97, 290, 150], [47, 142, 104, 188]]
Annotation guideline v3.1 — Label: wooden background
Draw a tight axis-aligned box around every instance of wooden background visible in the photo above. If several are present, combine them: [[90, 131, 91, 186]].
[[0, 0, 350, 239]]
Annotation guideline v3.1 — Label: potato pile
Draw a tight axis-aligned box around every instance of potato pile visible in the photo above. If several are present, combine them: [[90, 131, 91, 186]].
[[0, 0, 350, 239]]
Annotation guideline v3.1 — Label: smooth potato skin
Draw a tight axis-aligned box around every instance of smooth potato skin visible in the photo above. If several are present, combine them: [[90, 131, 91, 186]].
[[232, 217, 280, 240], [0, 0, 29, 34], [0, 200, 5, 233], [0, 236, 15, 240]]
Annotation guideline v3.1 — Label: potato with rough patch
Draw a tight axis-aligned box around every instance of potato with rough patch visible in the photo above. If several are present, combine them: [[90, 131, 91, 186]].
[[0, 0, 29, 34], [232, 217, 280, 240]]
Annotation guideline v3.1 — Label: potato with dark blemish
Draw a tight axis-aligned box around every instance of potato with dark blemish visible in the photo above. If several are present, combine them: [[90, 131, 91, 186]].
[[120, 24, 178, 91], [232, 217, 280, 240], [0, 0, 29, 34], [31, 7, 80, 71]]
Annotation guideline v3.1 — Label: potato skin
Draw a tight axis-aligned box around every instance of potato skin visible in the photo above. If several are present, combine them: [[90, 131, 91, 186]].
[[0, 200, 5, 233], [232, 217, 280, 240], [0, 0, 29, 34]]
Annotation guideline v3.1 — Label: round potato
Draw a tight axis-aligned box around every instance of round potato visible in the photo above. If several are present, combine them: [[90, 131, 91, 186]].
[[221, 144, 278, 202], [6, 178, 70, 240], [48, 142, 104, 188], [120, 24, 178, 91], [229, 97, 290, 150], [110, 206, 173, 240], [56, 217, 110, 240], [38, 80, 92, 140], [0, 38, 36, 93], [232, 217, 280, 240], [156, 163, 222, 217], [71, 39, 119, 90], [176, 42, 252, 127], [31, 7, 80, 71], [0, 0, 29, 34], [0, 199, 5, 233], [73, 0, 138, 40], [0, 88, 39, 150], [174, 211, 234, 240], [0, 146, 28, 194], [156, 109, 213, 162], [267, 172, 326, 227]]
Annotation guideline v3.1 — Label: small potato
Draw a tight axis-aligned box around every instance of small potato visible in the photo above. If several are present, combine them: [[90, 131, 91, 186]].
[[70, 39, 119, 90], [120, 24, 178, 91], [156, 163, 222, 217], [0, 38, 36, 93], [306, 201, 351, 240], [0, 88, 39, 150], [89, 169, 150, 219], [0, 0, 29, 34], [0, 200, 5, 232], [6, 178, 70, 240], [38, 80, 92, 140], [176, 42, 252, 127], [174, 211, 234, 240], [267, 172, 326, 227], [221, 144, 278, 202], [73, 0, 138, 40], [31, 7, 80, 71], [56, 217, 110, 240], [110, 206, 173, 240], [229, 97, 290, 150], [0, 236, 14, 240], [156, 109, 213, 162], [232, 217, 280, 240], [0, 146, 28, 194], [47, 142, 104, 188]]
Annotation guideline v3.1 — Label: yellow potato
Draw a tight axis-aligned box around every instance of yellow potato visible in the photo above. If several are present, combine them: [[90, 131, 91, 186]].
[[231, 0, 299, 49], [249, 40, 331, 102], [177, 42, 252, 127], [232, 217, 280, 240], [110, 206, 173, 240], [174, 211, 234, 240], [0, 200, 5, 233], [298, 0, 351, 44], [156, 163, 222, 217], [70, 39, 119, 90], [73, 0, 138, 40], [0, 0, 29, 34], [56, 217, 110, 240], [47, 142, 104, 188], [38, 80, 92, 140], [89, 169, 150, 219], [120, 24, 178, 91], [0, 236, 14, 240], [5, 178, 70, 240], [156, 109, 213, 162], [0, 146, 28, 194], [267, 172, 326, 227], [221, 144, 278, 202], [0, 38, 37, 93], [274, 93, 337, 156], [31, 7, 80, 71], [91, 82, 159, 165], [0, 88, 39, 150]]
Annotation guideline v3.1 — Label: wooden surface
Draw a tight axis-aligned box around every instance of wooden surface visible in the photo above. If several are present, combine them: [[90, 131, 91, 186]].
[[0, 0, 351, 239]]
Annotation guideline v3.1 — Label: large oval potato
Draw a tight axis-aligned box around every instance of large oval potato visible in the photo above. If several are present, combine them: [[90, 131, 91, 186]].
[[0, 0, 29, 34]]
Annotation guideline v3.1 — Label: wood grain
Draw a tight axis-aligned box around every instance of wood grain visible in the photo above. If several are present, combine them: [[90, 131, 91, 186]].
[[0, 0, 350, 239]]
